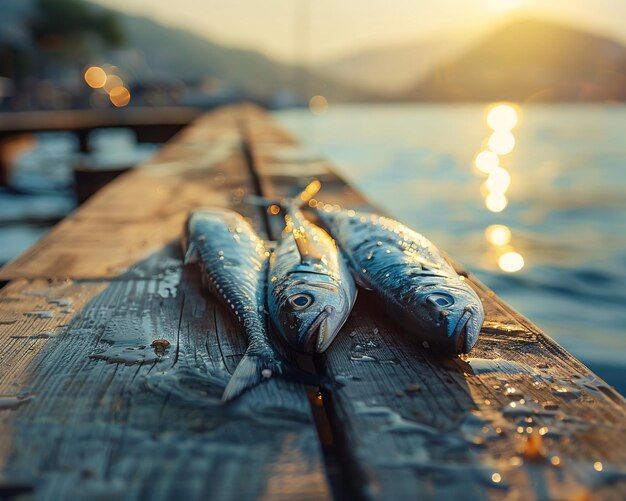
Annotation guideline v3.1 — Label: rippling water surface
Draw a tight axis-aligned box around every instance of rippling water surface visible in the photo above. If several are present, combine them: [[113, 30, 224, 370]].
[[276, 104, 626, 395]]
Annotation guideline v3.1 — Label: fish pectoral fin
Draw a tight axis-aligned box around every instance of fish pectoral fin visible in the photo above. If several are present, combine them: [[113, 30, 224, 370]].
[[221, 351, 279, 403], [183, 241, 199, 265]]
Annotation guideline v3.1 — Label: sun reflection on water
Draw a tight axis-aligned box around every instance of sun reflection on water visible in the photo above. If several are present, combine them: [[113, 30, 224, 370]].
[[488, 130, 516, 155], [485, 225, 511, 246], [474, 103, 525, 272], [484, 193, 508, 213], [487, 104, 519, 131], [485, 167, 511, 195], [499, 251, 525, 273], [475, 150, 499, 174]]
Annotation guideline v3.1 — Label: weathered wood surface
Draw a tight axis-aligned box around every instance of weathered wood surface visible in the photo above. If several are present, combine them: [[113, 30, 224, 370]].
[[0, 106, 330, 500], [1, 104, 626, 501], [244, 110, 626, 500]]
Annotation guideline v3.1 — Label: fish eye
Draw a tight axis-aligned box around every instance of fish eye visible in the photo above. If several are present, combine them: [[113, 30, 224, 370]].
[[289, 293, 314, 310], [428, 293, 454, 307]]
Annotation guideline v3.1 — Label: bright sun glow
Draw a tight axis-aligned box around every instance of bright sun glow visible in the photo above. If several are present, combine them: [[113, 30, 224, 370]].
[[489, 0, 523, 12]]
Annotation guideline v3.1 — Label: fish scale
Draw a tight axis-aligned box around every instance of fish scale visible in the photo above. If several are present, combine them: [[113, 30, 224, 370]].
[[312, 207, 485, 354], [184, 208, 281, 400]]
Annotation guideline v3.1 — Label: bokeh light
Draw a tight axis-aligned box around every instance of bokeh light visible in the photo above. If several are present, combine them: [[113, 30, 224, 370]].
[[475, 150, 499, 174], [109, 86, 131, 107], [309, 95, 328, 115], [498, 251, 525, 272], [487, 104, 518, 131], [84, 66, 107, 89], [104, 75, 124, 93], [485, 167, 511, 194], [485, 193, 508, 212], [488, 130, 516, 155], [485, 224, 511, 246], [268, 204, 281, 215]]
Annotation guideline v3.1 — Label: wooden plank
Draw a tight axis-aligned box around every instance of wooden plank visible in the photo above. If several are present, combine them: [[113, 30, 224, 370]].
[[242, 107, 626, 500], [0, 106, 331, 500]]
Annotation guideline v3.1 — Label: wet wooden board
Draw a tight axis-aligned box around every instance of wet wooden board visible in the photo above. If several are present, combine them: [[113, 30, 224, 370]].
[[0, 106, 330, 500], [244, 110, 626, 500]]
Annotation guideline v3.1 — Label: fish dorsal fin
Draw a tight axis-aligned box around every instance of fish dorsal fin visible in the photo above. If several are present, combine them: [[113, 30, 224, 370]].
[[285, 210, 325, 264]]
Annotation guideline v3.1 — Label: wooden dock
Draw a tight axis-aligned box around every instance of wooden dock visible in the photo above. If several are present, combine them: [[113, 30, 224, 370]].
[[0, 107, 202, 185], [0, 104, 625, 500]]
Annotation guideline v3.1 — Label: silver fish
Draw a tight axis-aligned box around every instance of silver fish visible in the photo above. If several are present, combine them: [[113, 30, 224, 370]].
[[183, 208, 281, 401], [310, 207, 484, 354], [268, 204, 357, 353]]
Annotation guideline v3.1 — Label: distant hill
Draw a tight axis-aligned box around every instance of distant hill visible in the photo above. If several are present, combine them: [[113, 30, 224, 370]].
[[405, 18, 626, 102], [117, 13, 371, 102], [316, 37, 463, 96]]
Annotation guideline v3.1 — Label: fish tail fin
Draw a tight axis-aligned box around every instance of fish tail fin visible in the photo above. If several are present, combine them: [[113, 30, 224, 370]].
[[221, 348, 326, 402], [295, 179, 322, 206], [221, 350, 279, 403], [284, 179, 323, 214], [243, 180, 322, 212]]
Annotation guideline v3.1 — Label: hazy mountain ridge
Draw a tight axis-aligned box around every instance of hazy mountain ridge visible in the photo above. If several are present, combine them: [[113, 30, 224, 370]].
[[117, 12, 373, 102], [6, 2, 625, 103], [405, 18, 626, 102], [316, 37, 461, 96]]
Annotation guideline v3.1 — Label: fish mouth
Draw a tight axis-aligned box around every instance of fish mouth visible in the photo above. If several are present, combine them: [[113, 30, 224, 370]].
[[299, 306, 334, 354], [451, 310, 474, 354]]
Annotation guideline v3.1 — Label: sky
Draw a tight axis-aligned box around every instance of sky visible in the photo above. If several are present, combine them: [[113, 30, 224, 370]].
[[91, 0, 626, 63]]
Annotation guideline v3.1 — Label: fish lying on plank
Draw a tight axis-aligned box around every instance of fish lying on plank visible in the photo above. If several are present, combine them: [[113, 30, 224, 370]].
[[298, 183, 485, 354], [183, 208, 283, 401], [267, 191, 357, 354]]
